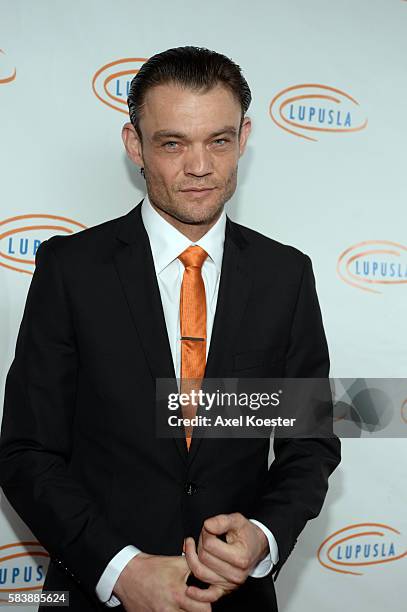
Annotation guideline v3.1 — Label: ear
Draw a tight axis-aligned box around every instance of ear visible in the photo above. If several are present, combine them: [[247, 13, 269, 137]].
[[122, 122, 144, 168], [238, 116, 252, 157]]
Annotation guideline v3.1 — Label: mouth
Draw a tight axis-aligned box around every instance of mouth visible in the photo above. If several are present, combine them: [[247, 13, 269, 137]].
[[180, 187, 216, 194]]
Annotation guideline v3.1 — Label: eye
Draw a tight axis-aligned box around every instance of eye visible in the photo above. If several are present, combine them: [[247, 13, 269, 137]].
[[163, 141, 179, 150], [213, 138, 228, 146]]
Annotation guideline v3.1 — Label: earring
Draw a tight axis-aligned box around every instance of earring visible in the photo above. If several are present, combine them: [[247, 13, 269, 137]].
[[140, 167, 145, 177]]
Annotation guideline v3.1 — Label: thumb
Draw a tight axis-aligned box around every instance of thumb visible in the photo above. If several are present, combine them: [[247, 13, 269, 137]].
[[204, 514, 231, 535]]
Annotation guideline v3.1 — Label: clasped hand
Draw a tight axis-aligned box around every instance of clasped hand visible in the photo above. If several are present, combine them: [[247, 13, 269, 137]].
[[113, 512, 269, 611], [183, 512, 269, 605]]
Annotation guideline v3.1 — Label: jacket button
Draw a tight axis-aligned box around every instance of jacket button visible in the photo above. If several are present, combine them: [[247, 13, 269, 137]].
[[185, 482, 198, 495]]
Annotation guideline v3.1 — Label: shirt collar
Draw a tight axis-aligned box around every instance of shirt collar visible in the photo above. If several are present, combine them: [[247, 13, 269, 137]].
[[141, 192, 226, 274]]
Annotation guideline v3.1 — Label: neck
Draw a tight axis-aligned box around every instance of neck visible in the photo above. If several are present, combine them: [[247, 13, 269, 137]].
[[148, 199, 223, 242]]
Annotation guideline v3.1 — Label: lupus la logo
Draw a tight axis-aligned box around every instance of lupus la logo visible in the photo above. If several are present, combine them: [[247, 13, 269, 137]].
[[0, 214, 86, 275], [269, 84, 367, 141], [0, 49, 16, 84], [92, 57, 148, 114], [0, 541, 49, 599], [337, 240, 407, 294], [318, 523, 407, 575]]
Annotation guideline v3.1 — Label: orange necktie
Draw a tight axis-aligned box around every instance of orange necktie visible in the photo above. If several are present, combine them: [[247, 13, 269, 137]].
[[178, 245, 208, 450]]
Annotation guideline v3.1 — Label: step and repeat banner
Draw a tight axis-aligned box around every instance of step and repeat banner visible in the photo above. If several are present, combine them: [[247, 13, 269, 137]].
[[0, 1, 406, 610]]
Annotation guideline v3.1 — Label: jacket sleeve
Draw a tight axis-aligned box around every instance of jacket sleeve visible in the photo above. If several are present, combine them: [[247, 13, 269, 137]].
[[0, 238, 130, 599], [250, 253, 341, 581]]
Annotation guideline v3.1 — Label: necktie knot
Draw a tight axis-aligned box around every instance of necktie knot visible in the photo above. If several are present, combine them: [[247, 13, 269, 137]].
[[178, 245, 208, 269]]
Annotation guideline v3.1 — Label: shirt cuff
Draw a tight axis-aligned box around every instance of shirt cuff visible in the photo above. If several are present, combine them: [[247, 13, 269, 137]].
[[249, 519, 279, 578], [95, 545, 142, 607]]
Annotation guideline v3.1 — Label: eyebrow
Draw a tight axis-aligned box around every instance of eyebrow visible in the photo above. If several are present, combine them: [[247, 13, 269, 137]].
[[151, 126, 238, 142]]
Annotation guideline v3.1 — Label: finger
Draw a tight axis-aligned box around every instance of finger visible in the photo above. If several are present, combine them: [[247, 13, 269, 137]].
[[201, 527, 246, 570], [179, 589, 215, 611], [184, 536, 224, 585], [178, 552, 193, 582], [196, 543, 247, 586], [185, 583, 226, 604], [203, 513, 232, 536], [203, 512, 244, 536]]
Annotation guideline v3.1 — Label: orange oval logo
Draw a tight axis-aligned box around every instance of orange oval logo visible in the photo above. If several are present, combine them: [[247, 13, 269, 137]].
[[269, 84, 367, 141], [0, 49, 16, 84], [0, 541, 49, 597], [92, 57, 148, 114], [0, 213, 86, 275], [337, 240, 407, 293], [317, 523, 407, 575]]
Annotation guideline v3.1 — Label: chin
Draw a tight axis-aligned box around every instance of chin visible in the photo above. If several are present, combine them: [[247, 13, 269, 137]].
[[176, 200, 224, 222], [175, 212, 215, 226]]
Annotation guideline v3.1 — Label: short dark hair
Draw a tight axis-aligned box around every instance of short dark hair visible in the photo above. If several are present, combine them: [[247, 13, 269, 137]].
[[127, 46, 252, 139]]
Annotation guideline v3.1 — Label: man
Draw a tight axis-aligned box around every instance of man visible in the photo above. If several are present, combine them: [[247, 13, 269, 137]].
[[0, 46, 341, 611]]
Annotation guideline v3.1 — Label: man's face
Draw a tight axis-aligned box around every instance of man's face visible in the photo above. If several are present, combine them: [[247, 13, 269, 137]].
[[122, 82, 251, 226]]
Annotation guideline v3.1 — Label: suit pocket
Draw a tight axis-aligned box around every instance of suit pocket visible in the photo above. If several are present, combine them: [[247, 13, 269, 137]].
[[233, 347, 286, 371]]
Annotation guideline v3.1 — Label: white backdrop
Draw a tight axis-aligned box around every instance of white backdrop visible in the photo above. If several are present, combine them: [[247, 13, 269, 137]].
[[1, 1, 406, 610]]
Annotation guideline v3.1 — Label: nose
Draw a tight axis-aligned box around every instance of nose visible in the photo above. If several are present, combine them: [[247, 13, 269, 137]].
[[183, 144, 213, 177]]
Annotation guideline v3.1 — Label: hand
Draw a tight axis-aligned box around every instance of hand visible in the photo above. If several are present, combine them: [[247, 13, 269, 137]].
[[184, 512, 269, 605], [113, 552, 212, 611]]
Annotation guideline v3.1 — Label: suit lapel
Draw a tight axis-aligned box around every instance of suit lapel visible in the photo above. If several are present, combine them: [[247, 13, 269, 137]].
[[113, 202, 176, 381], [113, 201, 252, 466], [113, 201, 188, 463]]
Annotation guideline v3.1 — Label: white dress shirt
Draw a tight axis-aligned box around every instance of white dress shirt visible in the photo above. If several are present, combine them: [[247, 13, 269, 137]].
[[95, 194, 279, 607]]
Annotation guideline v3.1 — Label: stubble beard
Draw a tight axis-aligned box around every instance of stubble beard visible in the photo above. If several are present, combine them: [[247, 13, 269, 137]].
[[145, 167, 238, 226]]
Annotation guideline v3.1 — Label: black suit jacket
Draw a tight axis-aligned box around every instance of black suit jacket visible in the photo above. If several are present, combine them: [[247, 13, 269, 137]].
[[0, 200, 341, 611]]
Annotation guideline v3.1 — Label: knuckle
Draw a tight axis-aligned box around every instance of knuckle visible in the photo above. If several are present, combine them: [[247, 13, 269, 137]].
[[203, 541, 214, 555], [214, 586, 228, 600], [194, 565, 205, 581], [234, 571, 246, 585], [181, 592, 203, 609], [199, 548, 210, 563], [203, 590, 220, 604], [235, 554, 249, 569]]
